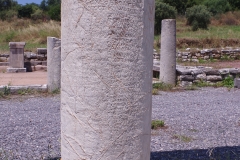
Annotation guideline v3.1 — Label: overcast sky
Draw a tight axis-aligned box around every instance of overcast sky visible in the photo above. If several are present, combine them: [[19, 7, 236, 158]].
[[17, 0, 42, 5]]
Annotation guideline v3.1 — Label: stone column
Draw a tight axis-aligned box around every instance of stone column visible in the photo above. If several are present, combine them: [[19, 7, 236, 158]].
[[61, 0, 154, 159], [160, 19, 176, 85], [47, 37, 61, 92], [7, 42, 26, 73]]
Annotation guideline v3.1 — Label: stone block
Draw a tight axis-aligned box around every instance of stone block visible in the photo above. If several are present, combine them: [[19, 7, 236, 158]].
[[206, 75, 222, 81], [205, 69, 220, 75], [8, 42, 25, 68], [196, 74, 207, 81], [6, 68, 26, 73], [37, 48, 47, 55], [179, 75, 195, 81], [234, 78, 240, 88]]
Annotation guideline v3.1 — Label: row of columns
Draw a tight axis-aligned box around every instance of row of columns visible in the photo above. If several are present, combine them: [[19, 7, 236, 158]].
[[6, 2, 176, 158]]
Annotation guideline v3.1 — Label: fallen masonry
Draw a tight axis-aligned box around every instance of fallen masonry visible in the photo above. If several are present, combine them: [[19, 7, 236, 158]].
[[153, 64, 240, 87]]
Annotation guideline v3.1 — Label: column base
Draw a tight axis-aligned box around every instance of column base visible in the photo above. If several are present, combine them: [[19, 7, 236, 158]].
[[7, 68, 26, 73]]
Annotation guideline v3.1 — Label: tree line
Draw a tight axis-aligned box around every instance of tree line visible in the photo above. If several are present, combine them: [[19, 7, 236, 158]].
[[155, 0, 240, 32], [0, 0, 60, 21]]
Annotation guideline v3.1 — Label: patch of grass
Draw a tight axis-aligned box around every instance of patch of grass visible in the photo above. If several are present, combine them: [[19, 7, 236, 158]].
[[51, 88, 60, 94], [152, 88, 159, 95], [193, 80, 224, 88], [17, 88, 32, 95], [184, 85, 199, 90], [151, 120, 165, 129], [153, 82, 174, 91], [222, 76, 234, 88], [3, 86, 10, 95], [199, 58, 207, 63], [173, 134, 192, 143]]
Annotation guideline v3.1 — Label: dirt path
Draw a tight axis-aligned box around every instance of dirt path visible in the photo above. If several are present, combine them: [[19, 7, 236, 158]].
[[0, 66, 47, 86]]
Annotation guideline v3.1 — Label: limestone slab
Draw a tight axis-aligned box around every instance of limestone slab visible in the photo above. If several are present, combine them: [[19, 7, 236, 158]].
[[6, 68, 26, 73]]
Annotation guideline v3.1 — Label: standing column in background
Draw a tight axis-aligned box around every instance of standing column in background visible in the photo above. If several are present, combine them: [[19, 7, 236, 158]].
[[47, 37, 61, 92], [160, 19, 176, 85], [61, 0, 155, 159]]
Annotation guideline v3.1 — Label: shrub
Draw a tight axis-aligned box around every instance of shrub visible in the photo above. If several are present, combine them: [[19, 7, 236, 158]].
[[203, 0, 231, 15], [18, 4, 34, 18], [155, 1, 177, 34], [31, 9, 44, 20], [158, 0, 187, 14], [186, 5, 211, 31]]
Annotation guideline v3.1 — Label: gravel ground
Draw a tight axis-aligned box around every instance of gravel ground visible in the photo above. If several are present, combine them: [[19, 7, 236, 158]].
[[0, 96, 61, 160], [0, 87, 240, 159]]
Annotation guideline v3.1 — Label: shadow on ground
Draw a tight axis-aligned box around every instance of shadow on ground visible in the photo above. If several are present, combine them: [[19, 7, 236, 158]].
[[150, 146, 240, 160]]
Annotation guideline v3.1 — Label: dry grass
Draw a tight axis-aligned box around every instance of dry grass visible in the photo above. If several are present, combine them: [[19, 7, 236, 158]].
[[0, 19, 60, 53], [155, 12, 240, 50]]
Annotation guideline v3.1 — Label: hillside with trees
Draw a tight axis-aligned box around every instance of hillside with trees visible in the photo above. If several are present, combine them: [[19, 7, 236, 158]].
[[0, 0, 60, 21]]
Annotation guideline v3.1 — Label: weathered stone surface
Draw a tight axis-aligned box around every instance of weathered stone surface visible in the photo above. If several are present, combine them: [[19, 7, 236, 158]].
[[47, 37, 61, 92], [6, 68, 26, 73], [160, 19, 176, 85], [196, 74, 207, 80], [190, 69, 203, 75], [8, 42, 26, 72], [0, 84, 47, 93], [176, 68, 192, 75], [180, 81, 192, 87], [219, 68, 230, 75], [0, 62, 9, 66], [206, 75, 222, 81], [61, 1, 154, 159], [37, 48, 47, 55], [153, 65, 160, 72], [234, 78, 240, 88], [205, 69, 220, 75], [179, 75, 194, 81], [229, 68, 240, 75]]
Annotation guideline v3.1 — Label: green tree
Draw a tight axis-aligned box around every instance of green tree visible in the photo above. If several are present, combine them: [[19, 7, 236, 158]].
[[48, 3, 60, 20], [158, 0, 187, 14], [0, 0, 17, 10], [186, 5, 212, 31], [155, 1, 177, 34], [186, 0, 203, 8], [227, 0, 240, 10], [18, 4, 34, 18], [203, 0, 231, 15]]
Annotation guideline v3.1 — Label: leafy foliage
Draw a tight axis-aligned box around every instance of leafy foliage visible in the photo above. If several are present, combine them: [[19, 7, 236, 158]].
[[186, 5, 212, 31], [18, 4, 34, 18], [158, 0, 187, 14], [155, 1, 177, 34], [48, 3, 60, 21], [228, 0, 240, 11], [203, 0, 231, 15]]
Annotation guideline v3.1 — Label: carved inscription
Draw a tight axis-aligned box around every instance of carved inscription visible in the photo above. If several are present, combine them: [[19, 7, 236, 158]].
[[61, 0, 153, 159]]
